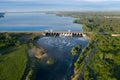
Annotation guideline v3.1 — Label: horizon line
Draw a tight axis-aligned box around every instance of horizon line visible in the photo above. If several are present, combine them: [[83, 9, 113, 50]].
[[1, 10, 120, 13]]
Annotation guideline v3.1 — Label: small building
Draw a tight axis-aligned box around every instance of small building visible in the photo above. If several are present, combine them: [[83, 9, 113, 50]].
[[111, 34, 120, 37]]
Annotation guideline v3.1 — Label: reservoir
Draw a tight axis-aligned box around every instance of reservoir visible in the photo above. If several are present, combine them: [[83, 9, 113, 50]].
[[0, 13, 83, 32]]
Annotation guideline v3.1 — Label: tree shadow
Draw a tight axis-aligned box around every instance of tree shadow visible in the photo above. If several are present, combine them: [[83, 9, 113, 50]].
[[0, 46, 18, 55], [113, 64, 120, 80]]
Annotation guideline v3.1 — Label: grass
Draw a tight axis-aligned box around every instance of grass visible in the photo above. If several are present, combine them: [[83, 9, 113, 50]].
[[0, 44, 28, 80]]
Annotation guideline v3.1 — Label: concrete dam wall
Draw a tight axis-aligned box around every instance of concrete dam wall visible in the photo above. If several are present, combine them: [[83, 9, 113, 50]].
[[42, 32, 86, 37]]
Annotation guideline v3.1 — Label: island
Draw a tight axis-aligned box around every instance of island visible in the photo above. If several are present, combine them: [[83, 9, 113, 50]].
[[0, 12, 5, 18]]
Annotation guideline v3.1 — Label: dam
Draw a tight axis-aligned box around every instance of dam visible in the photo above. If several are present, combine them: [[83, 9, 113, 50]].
[[42, 31, 87, 37]]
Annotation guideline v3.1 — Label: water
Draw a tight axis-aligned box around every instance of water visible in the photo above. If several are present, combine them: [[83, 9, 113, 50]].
[[0, 12, 88, 79], [37, 37, 88, 80], [0, 13, 82, 32]]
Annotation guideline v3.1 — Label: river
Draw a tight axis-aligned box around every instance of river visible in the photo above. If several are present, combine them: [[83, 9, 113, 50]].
[[0, 12, 88, 80], [37, 37, 88, 80]]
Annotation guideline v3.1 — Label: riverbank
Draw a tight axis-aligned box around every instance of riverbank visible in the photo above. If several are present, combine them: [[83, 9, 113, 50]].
[[0, 33, 30, 80], [70, 14, 120, 80], [24, 38, 48, 80], [0, 32, 46, 80]]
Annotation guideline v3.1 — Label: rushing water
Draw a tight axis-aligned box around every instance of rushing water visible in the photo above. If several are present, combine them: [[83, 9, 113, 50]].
[[0, 13, 82, 32], [37, 37, 88, 80]]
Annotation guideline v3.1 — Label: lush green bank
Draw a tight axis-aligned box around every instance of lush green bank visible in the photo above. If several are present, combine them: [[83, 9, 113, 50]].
[[0, 32, 42, 80], [0, 44, 28, 80], [68, 12, 120, 80]]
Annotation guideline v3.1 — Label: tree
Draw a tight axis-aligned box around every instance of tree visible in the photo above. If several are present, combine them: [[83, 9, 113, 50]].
[[29, 42, 34, 48], [15, 41, 20, 46], [71, 45, 81, 56]]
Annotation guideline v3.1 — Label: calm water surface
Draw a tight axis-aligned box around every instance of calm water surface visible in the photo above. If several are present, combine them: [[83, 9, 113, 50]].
[[0, 13, 82, 32]]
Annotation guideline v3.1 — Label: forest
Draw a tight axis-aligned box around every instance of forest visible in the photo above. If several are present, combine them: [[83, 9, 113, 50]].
[[65, 12, 120, 80]]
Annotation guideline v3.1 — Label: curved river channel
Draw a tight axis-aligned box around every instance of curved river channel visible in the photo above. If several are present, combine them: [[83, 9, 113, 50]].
[[0, 12, 88, 80]]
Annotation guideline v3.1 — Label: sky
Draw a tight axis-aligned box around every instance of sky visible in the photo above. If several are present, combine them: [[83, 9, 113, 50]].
[[0, 0, 120, 12]]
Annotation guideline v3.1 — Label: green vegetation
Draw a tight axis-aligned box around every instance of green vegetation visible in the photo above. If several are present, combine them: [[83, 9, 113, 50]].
[[47, 57, 54, 65], [0, 45, 28, 80], [71, 45, 81, 56], [0, 32, 42, 80], [61, 12, 120, 80], [25, 59, 40, 80], [88, 35, 120, 80], [1, 12, 120, 80], [0, 33, 30, 80], [74, 17, 120, 33]]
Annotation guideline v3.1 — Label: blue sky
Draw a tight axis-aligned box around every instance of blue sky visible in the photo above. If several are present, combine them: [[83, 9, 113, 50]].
[[0, 0, 120, 12]]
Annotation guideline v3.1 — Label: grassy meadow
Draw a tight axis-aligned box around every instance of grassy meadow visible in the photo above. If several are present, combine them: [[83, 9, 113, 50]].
[[0, 45, 28, 80]]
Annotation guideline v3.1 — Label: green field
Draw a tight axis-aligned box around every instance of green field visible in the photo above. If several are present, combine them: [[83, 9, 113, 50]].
[[0, 45, 28, 80]]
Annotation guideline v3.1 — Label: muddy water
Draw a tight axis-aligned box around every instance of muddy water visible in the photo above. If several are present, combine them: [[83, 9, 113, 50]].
[[36, 37, 88, 80]]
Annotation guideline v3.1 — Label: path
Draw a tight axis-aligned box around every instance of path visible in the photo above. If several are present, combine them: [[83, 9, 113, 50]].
[[79, 49, 96, 80]]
